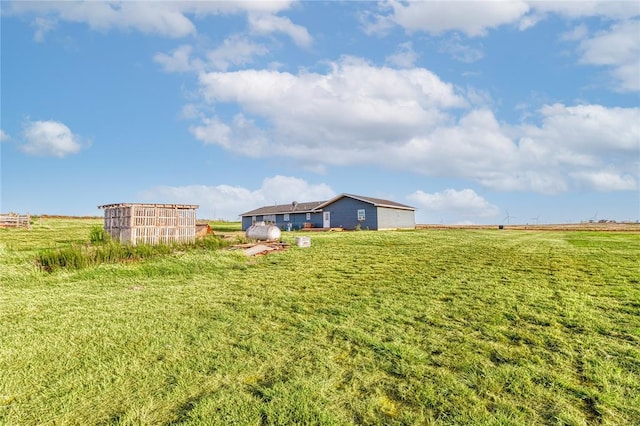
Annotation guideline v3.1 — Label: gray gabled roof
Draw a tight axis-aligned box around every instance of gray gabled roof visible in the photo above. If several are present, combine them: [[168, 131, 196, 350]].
[[316, 193, 415, 211], [240, 194, 414, 217], [240, 201, 325, 217]]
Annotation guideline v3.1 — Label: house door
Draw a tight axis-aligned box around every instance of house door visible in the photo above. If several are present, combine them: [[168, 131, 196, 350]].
[[323, 212, 331, 228]]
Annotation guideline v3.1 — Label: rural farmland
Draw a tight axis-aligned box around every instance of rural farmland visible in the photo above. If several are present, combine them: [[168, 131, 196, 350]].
[[1, 218, 639, 425]]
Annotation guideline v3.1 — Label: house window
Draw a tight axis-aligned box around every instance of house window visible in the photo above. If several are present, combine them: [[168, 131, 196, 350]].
[[357, 209, 366, 221], [306, 213, 311, 220], [264, 214, 276, 223], [284, 213, 290, 221]]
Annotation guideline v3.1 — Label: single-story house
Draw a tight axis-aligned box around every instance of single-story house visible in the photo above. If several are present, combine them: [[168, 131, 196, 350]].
[[240, 200, 325, 231], [240, 193, 415, 231]]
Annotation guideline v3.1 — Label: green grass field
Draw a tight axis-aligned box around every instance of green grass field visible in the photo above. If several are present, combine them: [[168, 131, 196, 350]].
[[1, 219, 639, 425]]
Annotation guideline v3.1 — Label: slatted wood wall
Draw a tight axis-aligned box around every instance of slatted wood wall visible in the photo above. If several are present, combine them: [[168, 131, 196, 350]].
[[101, 204, 197, 245], [0, 213, 31, 228]]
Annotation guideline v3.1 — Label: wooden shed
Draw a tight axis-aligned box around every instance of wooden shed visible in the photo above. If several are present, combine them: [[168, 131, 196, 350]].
[[98, 203, 199, 245]]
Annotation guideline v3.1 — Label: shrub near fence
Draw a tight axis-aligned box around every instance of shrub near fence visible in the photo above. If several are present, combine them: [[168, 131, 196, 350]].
[[0, 213, 31, 228]]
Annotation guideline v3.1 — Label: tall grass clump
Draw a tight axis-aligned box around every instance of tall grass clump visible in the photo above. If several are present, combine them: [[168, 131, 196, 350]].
[[88, 225, 110, 244], [36, 246, 90, 271], [35, 232, 236, 272]]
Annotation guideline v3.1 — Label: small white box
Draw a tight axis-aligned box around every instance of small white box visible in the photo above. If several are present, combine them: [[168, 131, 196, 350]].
[[295, 236, 311, 247]]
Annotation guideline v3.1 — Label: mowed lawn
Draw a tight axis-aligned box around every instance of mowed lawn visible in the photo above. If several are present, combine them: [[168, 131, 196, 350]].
[[1, 219, 639, 425]]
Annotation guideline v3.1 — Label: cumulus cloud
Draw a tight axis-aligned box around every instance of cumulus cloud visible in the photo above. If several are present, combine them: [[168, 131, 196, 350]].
[[19, 120, 85, 158], [560, 23, 588, 42], [408, 188, 499, 223], [139, 175, 335, 220], [206, 35, 269, 71], [154, 37, 269, 73], [188, 55, 638, 194], [385, 42, 418, 68], [366, 1, 638, 37], [366, 1, 530, 37], [193, 57, 466, 160], [570, 171, 637, 192], [409, 188, 499, 215], [248, 13, 312, 48], [365, 2, 638, 93], [525, 103, 640, 155], [576, 19, 640, 92], [189, 116, 233, 149], [11, 1, 195, 38], [8, 1, 299, 39], [439, 35, 484, 63], [154, 45, 200, 73]]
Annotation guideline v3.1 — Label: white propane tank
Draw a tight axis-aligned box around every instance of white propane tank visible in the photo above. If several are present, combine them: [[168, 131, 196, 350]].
[[246, 222, 282, 241]]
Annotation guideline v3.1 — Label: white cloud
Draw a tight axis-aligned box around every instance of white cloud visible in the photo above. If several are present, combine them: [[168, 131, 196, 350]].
[[577, 19, 640, 92], [367, 1, 639, 37], [408, 189, 499, 223], [560, 23, 588, 42], [19, 120, 85, 158], [570, 171, 637, 192], [12, 2, 195, 38], [192, 57, 467, 169], [530, 2, 640, 21], [32, 16, 57, 42], [367, 1, 530, 37], [196, 56, 465, 128], [531, 103, 640, 154], [189, 117, 233, 149], [189, 57, 638, 194], [155, 36, 269, 74], [366, 3, 638, 93], [407, 189, 499, 224], [248, 13, 312, 48], [139, 175, 335, 220], [8, 1, 298, 39], [154, 44, 200, 73], [206, 35, 269, 71], [385, 42, 418, 68], [510, 103, 640, 192], [0, 129, 10, 142], [439, 35, 484, 63]]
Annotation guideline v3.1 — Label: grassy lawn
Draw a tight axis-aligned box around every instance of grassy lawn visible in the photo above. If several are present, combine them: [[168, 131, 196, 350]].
[[1, 219, 639, 425]]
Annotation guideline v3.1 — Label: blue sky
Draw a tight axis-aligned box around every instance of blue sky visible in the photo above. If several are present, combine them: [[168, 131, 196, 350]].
[[1, 1, 638, 224]]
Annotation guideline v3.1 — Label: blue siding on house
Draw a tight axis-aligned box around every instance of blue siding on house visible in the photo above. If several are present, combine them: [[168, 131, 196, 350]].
[[242, 212, 323, 231], [241, 194, 415, 231], [324, 197, 378, 230], [241, 216, 254, 230]]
